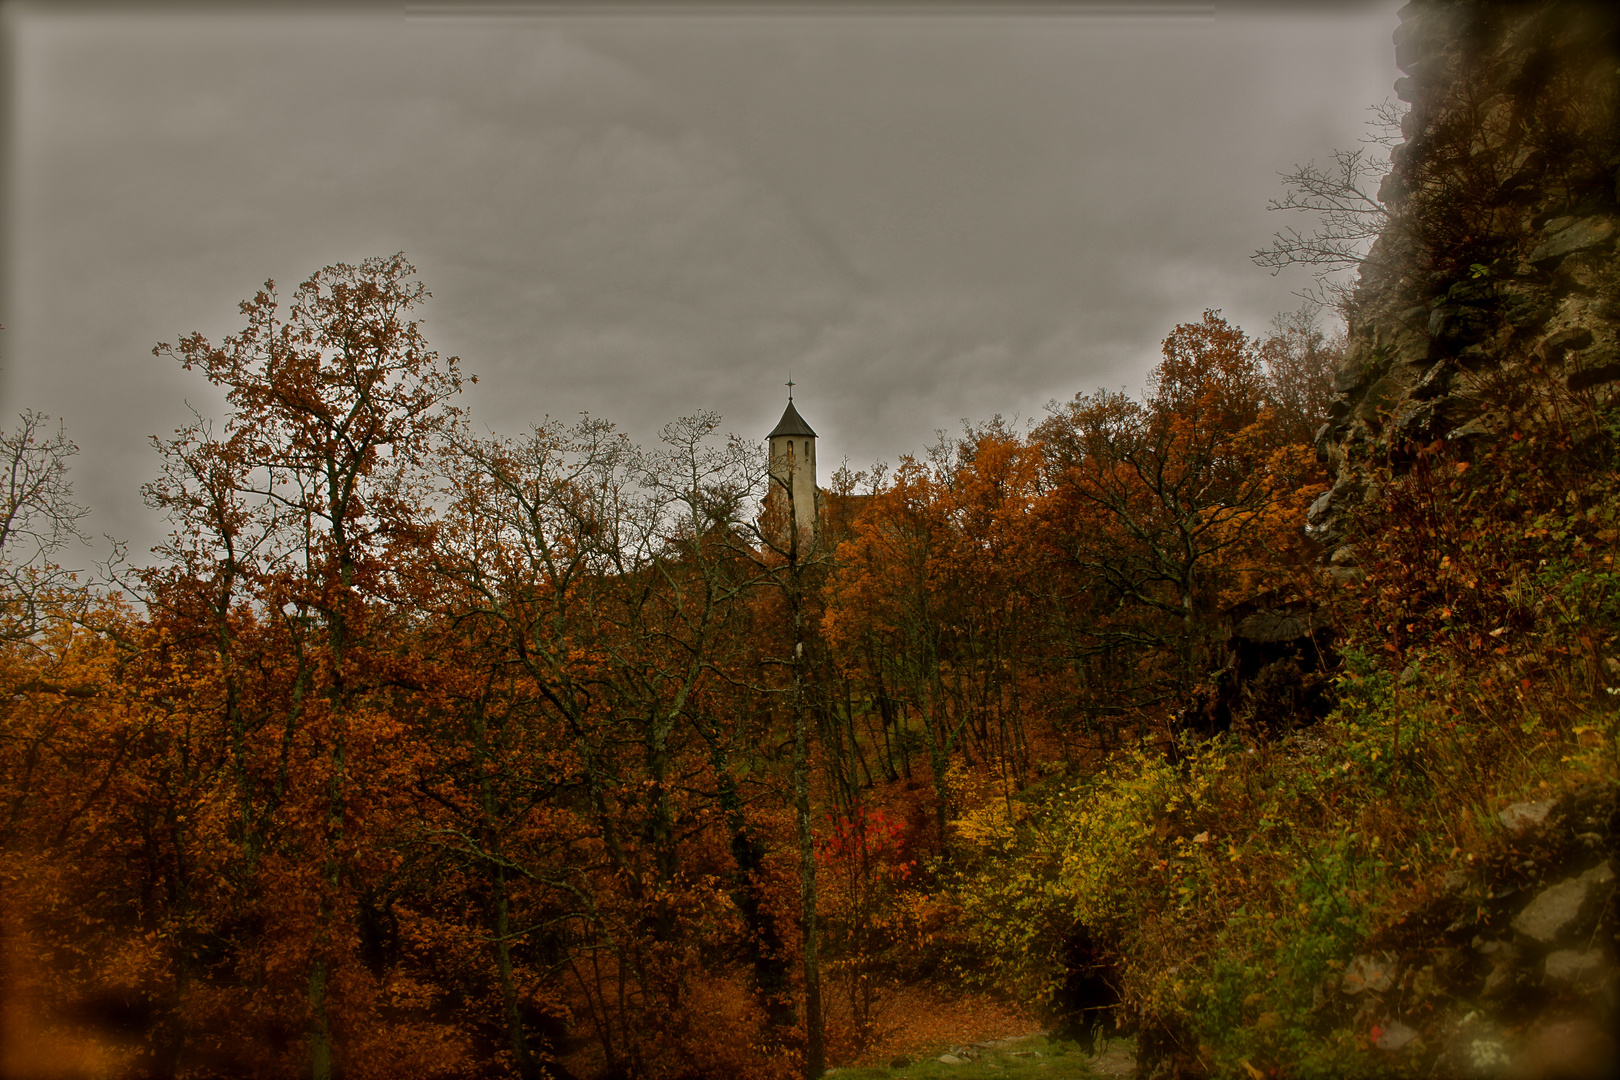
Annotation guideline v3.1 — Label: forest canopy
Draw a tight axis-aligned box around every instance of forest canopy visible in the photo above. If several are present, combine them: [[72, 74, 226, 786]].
[[1, 254, 1345, 1079], [8, 5, 1620, 1069]]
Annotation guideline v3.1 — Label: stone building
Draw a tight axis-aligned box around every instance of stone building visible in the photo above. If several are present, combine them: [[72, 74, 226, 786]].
[[766, 393, 820, 543]]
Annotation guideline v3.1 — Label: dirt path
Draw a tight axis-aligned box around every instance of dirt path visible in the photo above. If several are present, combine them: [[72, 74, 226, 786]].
[[832, 986, 1039, 1068]]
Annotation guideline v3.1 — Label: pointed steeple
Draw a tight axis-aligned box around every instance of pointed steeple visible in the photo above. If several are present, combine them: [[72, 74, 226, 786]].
[[768, 400, 817, 439], [766, 387, 820, 546]]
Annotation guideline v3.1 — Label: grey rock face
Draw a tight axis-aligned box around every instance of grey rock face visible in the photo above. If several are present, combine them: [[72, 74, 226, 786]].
[[1312, 0, 1620, 554], [1445, 415, 1496, 443], [1334, 353, 1376, 395], [1529, 217, 1617, 265], [1356, 377, 1408, 427], [1500, 283, 1558, 329], [1409, 361, 1453, 400], [1306, 477, 1368, 544], [1389, 399, 1437, 442], [1543, 327, 1595, 364]]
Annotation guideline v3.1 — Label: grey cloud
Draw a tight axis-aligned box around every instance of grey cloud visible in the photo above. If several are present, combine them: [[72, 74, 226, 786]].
[[2, 4, 1402, 565]]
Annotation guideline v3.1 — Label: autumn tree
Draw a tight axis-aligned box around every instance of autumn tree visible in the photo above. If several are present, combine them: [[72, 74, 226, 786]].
[[821, 423, 1047, 854], [0, 417, 245, 1075], [815, 422, 1050, 1054], [429, 413, 809, 1077], [1035, 312, 1323, 705], [151, 253, 465, 1079], [754, 418, 834, 1080], [4, 246, 1350, 1078], [1260, 307, 1342, 446], [822, 457, 952, 848]]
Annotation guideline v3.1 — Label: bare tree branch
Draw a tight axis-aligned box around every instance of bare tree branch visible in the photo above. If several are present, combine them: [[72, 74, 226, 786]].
[[1, 411, 91, 639], [1251, 101, 1404, 312]]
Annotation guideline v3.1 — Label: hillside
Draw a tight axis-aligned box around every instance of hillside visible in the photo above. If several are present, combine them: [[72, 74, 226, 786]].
[[3, 3, 1618, 1080]]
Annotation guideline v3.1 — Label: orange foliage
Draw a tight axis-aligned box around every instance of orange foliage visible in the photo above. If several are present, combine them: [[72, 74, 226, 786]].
[[2, 266, 1333, 1079]]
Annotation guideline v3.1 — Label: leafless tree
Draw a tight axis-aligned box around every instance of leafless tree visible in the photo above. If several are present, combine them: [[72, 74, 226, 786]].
[[0, 410, 90, 638], [1251, 102, 1403, 313]]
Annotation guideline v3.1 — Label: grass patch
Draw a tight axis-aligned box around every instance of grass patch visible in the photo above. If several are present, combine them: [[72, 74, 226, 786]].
[[828, 1033, 1135, 1079]]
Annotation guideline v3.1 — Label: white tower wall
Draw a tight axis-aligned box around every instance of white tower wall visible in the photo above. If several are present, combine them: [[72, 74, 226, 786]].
[[766, 397, 819, 544], [768, 434, 818, 531]]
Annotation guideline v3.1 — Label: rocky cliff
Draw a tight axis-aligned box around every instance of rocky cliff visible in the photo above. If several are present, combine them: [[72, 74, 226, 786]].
[[1309, 0, 1620, 550]]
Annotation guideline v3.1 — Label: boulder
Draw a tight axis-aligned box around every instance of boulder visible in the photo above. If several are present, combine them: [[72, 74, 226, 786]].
[[1326, 566, 1366, 587], [1334, 350, 1377, 395], [1306, 477, 1367, 542], [1446, 415, 1496, 443], [1388, 399, 1437, 444], [1343, 953, 1397, 994], [1498, 800, 1553, 835], [1543, 327, 1595, 364], [1544, 948, 1607, 987], [1499, 284, 1558, 329], [1375, 1020, 1419, 1051], [1232, 609, 1330, 645], [1355, 377, 1408, 426], [1511, 860, 1614, 945], [1483, 955, 1520, 998]]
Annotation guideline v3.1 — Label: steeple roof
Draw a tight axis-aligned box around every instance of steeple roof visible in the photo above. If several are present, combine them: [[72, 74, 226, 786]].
[[768, 400, 817, 439]]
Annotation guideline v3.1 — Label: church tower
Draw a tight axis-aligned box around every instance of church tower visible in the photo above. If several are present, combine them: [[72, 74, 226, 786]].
[[767, 386, 818, 542]]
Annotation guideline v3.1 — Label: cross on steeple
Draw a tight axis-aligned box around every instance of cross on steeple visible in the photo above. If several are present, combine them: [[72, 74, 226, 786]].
[[785, 374, 795, 402]]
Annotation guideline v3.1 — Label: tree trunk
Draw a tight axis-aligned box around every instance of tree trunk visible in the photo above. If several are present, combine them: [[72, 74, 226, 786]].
[[786, 479, 824, 1080], [714, 750, 793, 1027], [493, 864, 537, 1079], [793, 669, 824, 1080], [308, 958, 332, 1080]]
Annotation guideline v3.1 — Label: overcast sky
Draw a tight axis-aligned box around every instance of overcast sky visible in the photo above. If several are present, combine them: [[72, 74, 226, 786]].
[[1, 0, 1401, 563]]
